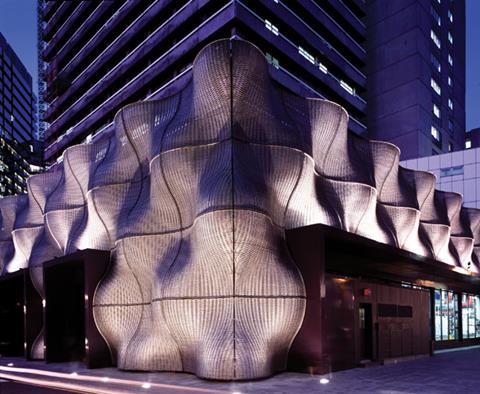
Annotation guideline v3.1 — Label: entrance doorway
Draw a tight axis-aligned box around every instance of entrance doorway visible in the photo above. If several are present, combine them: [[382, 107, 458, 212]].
[[44, 260, 85, 362], [359, 303, 373, 360], [0, 272, 24, 357]]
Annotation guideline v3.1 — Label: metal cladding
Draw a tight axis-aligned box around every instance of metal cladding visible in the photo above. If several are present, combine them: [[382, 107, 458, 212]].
[[0, 39, 480, 379]]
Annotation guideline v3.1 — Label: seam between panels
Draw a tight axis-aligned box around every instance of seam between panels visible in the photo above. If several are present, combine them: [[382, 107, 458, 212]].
[[63, 151, 88, 254], [120, 111, 146, 219], [156, 89, 185, 370], [89, 191, 112, 248], [282, 153, 306, 227], [320, 105, 344, 173], [115, 206, 287, 244], [400, 211, 421, 249], [44, 213, 64, 255], [354, 186, 376, 235], [89, 137, 114, 247], [377, 203, 401, 248], [280, 154, 310, 359], [418, 181, 435, 214], [229, 39, 237, 379], [119, 239, 146, 369], [28, 183, 46, 216], [45, 168, 66, 213], [377, 147, 398, 198], [95, 295, 307, 306], [115, 104, 156, 370], [91, 253, 116, 364]]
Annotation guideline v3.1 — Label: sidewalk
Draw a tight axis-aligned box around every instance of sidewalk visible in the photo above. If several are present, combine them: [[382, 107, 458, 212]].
[[1, 348, 479, 393]]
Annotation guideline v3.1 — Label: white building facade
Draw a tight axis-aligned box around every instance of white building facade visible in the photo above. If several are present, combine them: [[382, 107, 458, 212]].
[[402, 148, 480, 208]]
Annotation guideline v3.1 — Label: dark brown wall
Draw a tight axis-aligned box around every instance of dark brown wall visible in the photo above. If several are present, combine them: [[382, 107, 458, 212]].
[[373, 282, 430, 360], [321, 275, 431, 370], [322, 274, 356, 371], [286, 227, 325, 373]]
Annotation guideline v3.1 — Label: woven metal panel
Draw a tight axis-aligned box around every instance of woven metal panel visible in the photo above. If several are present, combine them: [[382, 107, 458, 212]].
[[2, 39, 480, 379]]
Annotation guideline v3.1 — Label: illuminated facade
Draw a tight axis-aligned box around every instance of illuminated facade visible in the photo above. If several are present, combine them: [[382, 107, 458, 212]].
[[1, 39, 480, 379]]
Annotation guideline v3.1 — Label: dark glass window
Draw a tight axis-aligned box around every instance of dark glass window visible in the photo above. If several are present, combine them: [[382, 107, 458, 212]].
[[434, 289, 459, 341], [461, 293, 480, 339]]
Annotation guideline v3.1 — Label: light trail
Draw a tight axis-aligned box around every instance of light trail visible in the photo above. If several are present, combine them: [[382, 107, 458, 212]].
[[0, 364, 228, 393]]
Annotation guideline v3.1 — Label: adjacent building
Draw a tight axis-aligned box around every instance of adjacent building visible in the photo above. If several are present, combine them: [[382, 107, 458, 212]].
[[402, 146, 480, 209], [465, 127, 480, 149], [38, 0, 368, 164], [0, 33, 38, 196], [38, 0, 468, 165], [367, 0, 466, 159]]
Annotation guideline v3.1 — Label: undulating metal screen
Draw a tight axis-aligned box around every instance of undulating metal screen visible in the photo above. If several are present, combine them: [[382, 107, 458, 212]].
[[0, 39, 479, 379]]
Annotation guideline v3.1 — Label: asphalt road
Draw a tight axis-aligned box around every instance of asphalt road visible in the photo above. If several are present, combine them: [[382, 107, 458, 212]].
[[0, 381, 77, 393]]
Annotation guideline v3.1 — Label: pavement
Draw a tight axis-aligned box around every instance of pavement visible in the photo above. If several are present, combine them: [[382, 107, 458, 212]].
[[0, 347, 479, 393]]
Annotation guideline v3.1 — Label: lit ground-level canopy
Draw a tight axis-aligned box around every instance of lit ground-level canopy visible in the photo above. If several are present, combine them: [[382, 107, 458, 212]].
[[1, 39, 480, 380]]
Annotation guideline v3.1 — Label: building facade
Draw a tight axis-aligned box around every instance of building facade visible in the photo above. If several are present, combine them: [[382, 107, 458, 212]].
[[0, 33, 37, 196], [402, 146, 480, 209], [38, 0, 368, 164], [1, 39, 480, 379], [367, 0, 466, 159]]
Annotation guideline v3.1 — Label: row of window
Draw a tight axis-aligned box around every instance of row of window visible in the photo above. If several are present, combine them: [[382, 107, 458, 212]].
[[265, 15, 356, 96], [430, 3, 456, 149], [264, 19, 358, 98], [430, 31, 454, 64]]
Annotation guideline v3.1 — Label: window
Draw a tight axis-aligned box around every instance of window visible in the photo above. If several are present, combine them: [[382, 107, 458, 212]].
[[433, 103, 441, 118], [265, 53, 279, 69], [448, 120, 454, 134], [440, 165, 463, 177], [431, 6, 441, 26], [340, 80, 355, 95], [462, 294, 480, 338], [265, 20, 279, 36], [431, 78, 441, 95], [448, 10, 453, 22], [448, 98, 453, 110], [448, 32, 453, 44], [298, 46, 315, 64], [430, 30, 441, 48], [318, 62, 328, 74], [434, 289, 458, 341], [466, 139, 472, 149], [431, 54, 441, 73], [448, 76, 452, 86], [431, 125, 440, 141], [448, 54, 453, 66], [448, 142, 453, 152]]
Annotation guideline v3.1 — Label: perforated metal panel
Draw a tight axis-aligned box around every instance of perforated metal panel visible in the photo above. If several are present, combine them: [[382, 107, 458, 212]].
[[1, 39, 480, 379]]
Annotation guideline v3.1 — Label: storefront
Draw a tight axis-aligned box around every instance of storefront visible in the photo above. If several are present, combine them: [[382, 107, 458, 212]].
[[286, 223, 480, 374], [433, 289, 480, 350]]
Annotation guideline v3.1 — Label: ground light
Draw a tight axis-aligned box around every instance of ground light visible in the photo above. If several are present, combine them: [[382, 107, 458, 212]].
[[319, 378, 330, 384]]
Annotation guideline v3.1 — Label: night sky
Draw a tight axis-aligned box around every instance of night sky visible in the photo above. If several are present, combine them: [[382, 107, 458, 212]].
[[0, 0, 478, 129]]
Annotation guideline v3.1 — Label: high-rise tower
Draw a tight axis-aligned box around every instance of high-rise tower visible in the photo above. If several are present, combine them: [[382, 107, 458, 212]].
[[0, 32, 37, 195], [38, 0, 367, 164], [367, 0, 465, 159]]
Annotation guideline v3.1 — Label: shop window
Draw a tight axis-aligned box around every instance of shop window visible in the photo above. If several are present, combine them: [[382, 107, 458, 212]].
[[434, 289, 458, 341], [462, 293, 480, 339]]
